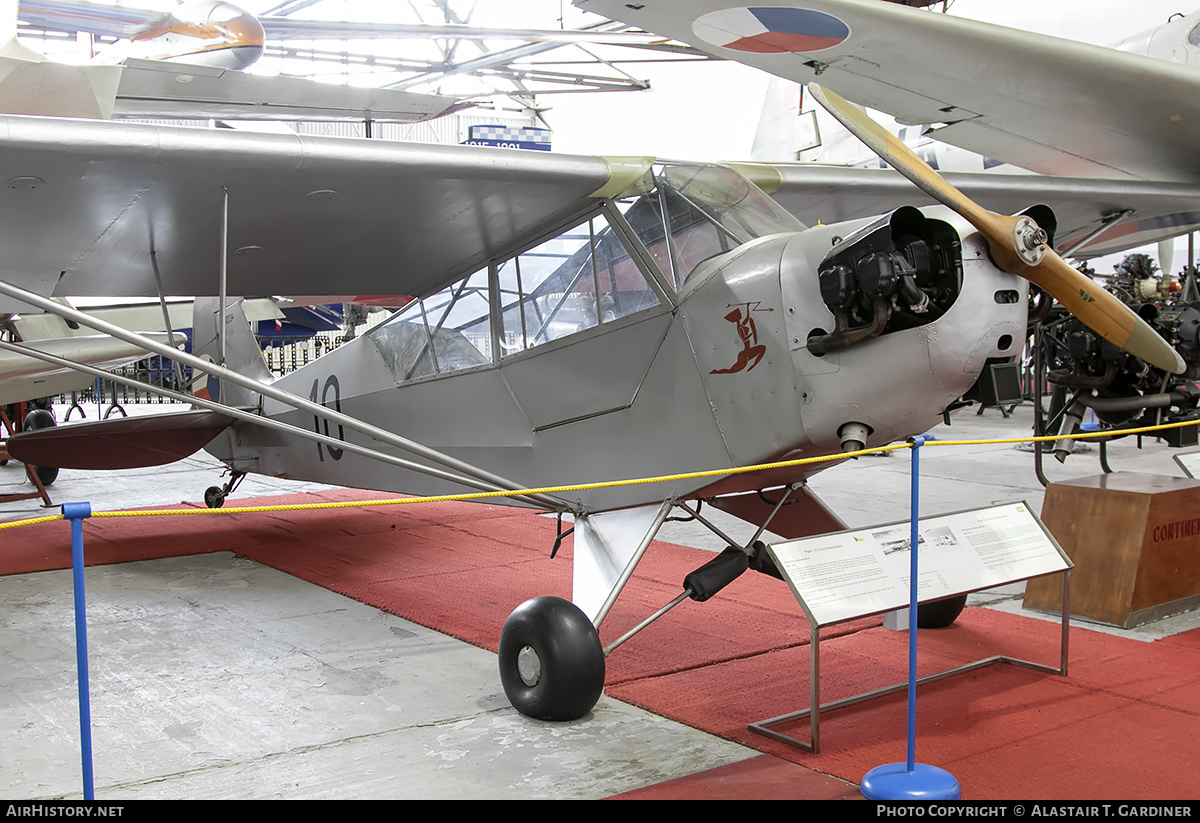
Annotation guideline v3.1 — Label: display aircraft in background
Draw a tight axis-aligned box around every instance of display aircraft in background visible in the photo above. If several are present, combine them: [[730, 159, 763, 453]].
[[0, 324, 180, 407], [755, 5, 1200, 171], [15, 0, 667, 69], [578, 0, 1200, 258], [10, 0, 684, 119], [0, 300, 184, 493], [0, 0, 466, 121], [0, 102, 1195, 720]]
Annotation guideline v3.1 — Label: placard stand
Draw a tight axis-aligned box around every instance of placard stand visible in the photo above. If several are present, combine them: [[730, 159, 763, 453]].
[[748, 503, 1072, 753]]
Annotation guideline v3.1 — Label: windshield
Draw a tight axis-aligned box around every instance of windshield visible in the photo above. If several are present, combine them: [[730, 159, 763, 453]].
[[616, 163, 805, 289], [659, 163, 805, 241]]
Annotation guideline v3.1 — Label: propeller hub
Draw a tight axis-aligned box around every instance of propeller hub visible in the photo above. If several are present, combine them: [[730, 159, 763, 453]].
[[1013, 216, 1048, 267]]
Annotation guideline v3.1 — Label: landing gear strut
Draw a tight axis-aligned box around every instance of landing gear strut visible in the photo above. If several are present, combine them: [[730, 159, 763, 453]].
[[204, 469, 246, 509], [499, 490, 970, 723], [498, 596, 604, 722]]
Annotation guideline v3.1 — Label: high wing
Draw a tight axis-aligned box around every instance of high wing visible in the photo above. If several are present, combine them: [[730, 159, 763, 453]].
[[576, 0, 1200, 183], [734, 163, 1200, 258], [112, 58, 465, 122], [1, 116, 1197, 308], [0, 115, 640, 301]]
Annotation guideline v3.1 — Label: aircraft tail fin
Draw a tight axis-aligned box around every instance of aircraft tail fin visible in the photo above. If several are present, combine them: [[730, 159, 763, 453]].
[[191, 297, 274, 408], [750, 78, 819, 162]]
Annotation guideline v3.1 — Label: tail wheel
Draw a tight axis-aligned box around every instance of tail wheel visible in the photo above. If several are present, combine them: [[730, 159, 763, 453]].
[[22, 408, 58, 486], [499, 596, 604, 721]]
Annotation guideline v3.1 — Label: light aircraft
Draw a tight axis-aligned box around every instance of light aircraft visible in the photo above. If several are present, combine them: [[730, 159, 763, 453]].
[[0, 298, 189, 491], [0, 98, 1193, 719], [0, 0, 466, 122], [755, 4, 1200, 170], [16, 0, 670, 69], [13, 0, 678, 110], [581, 0, 1200, 474], [21, 0, 268, 70], [0, 307, 185, 407], [580, 0, 1200, 257]]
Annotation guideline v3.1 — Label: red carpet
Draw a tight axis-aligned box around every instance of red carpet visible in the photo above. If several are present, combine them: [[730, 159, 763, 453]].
[[5, 489, 1199, 799]]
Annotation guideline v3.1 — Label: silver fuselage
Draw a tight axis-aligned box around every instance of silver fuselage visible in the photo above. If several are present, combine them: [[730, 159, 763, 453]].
[[206, 204, 1026, 514]]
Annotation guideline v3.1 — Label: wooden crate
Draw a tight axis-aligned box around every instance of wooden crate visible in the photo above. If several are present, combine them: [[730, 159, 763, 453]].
[[1024, 472, 1200, 628]]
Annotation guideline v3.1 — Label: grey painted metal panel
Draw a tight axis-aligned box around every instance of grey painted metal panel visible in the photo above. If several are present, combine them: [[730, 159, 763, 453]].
[[231, 310, 731, 512], [500, 313, 672, 431], [681, 235, 803, 467], [0, 115, 610, 299], [580, 0, 1200, 182], [267, 363, 535, 451], [759, 165, 1200, 259]]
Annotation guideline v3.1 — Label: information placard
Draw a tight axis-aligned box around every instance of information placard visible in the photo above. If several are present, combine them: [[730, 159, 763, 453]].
[[1174, 450, 1200, 479], [766, 502, 1070, 627]]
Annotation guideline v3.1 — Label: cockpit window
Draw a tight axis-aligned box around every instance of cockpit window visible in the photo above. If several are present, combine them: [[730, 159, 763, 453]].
[[660, 163, 805, 241], [365, 164, 796, 382], [616, 163, 804, 289], [368, 267, 492, 383], [369, 208, 666, 380], [498, 210, 660, 356]]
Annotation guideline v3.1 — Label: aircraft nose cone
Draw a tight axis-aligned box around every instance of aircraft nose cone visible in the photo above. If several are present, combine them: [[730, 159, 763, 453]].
[[227, 44, 265, 70], [210, 3, 266, 70]]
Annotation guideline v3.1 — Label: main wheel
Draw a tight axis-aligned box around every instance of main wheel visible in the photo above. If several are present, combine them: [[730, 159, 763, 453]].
[[22, 408, 58, 486], [917, 594, 968, 629], [499, 596, 605, 721], [204, 486, 226, 509]]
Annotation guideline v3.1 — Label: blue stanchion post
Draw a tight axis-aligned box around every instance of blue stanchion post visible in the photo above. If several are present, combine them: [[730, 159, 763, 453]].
[[63, 502, 95, 801], [860, 437, 961, 800]]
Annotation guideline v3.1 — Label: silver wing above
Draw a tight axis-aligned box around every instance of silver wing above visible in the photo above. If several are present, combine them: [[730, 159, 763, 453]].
[[577, 0, 1200, 183], [0, 115, 623, 300], [0, 115, 1196, 306], [735, 163, 1200, 258]]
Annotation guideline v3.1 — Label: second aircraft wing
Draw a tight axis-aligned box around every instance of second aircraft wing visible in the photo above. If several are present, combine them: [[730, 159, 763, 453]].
[[577, 0, 1200, 183]]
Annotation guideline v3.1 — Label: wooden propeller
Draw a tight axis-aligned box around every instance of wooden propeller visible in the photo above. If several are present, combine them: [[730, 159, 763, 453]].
[[809, 83, 1185, 374]]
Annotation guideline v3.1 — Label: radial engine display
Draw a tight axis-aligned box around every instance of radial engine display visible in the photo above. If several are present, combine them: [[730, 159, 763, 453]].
[[1037, 253, 1200, 461]]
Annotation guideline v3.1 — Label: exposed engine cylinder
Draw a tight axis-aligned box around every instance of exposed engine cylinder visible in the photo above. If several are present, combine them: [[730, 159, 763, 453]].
[[808, 207, 961, 356], [1040, 253, 1200, 450]]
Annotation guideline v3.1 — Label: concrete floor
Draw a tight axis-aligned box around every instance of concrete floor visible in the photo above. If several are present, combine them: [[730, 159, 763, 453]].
[[1, 401, 1197, 798]]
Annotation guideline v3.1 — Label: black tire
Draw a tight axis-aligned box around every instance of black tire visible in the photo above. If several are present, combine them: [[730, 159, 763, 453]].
[[499, 596, 605, 721], [917, 594, 968, 629], [22, 408, 58, 486], [204, 486, 226, 509]]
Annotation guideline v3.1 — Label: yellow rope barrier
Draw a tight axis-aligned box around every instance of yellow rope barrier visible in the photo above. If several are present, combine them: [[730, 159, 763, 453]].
[[0, 514, 64, 530], [2, 417, 1198, 527]]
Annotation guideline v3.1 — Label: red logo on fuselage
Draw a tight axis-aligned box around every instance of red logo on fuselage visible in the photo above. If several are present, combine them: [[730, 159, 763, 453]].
[[710, 302, 772, 374]]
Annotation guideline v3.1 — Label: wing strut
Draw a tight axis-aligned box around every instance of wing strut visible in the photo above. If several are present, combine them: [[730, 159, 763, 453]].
[[219, 186, 229, 366], [0, 279, 566, 510], [0, 336, 552, 504], [1058, 209, 1133, 258]]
